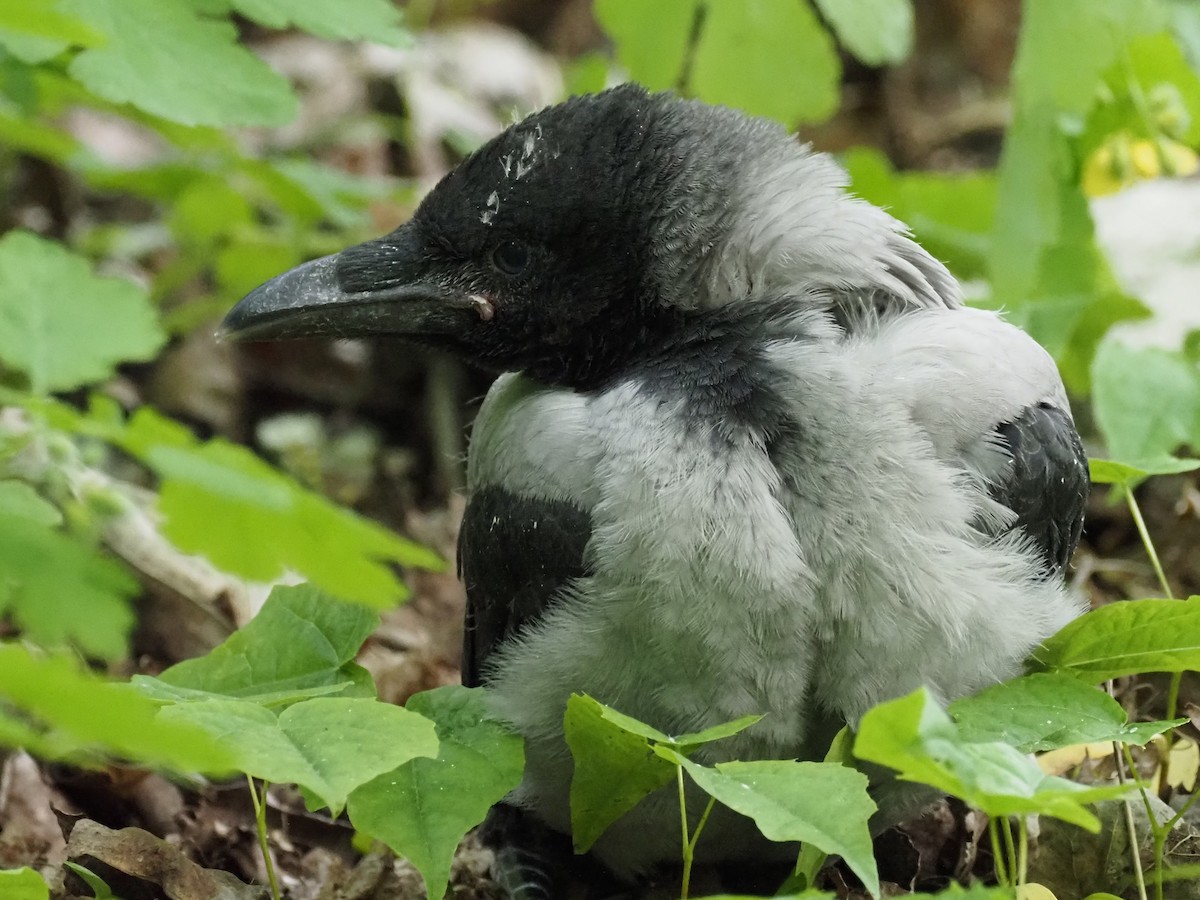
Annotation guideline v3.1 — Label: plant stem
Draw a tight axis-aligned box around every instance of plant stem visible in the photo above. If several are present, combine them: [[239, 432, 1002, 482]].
[[675, 2, 709, 96], [1017, 815, 1029, 886], [1124, 485, 1173, 600], [1001, 815, 1018, 888], [677, 765, 692, 900], [989, 817, 1009, 886], [1116, 744, 1151, 900], [247, 776, 282, 900]]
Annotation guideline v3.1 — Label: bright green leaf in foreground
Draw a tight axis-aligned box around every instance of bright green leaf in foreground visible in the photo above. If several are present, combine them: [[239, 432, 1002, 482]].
[[160, 696, 438, 815], [61, 0, 297, 127], [855, 689, 1128, 830], [1030, 598, 1200, 682], [140, 583, 378, 705], [1089, 457, 1200, 490], [812, 0, 913, 66], [0, 231, 164, 394], [949, 673, 1181, 752], [0, 866, 48, 900], [564, 694, 763, 853], [0, 479, 135, 660], [0, 644, 231, 771], [665, 752, 880, 898], [224, 0, 408, 46], [565, 694, 678, 852], [348, 686, 525, 899]]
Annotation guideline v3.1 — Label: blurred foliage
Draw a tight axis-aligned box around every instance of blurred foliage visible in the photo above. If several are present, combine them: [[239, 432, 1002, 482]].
[[1, 1, 1200, 897]]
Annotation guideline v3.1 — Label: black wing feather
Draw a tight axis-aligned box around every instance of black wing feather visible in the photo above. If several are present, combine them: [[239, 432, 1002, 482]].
[[990, 402, 1089, 575], [457, 486, 592, 687]]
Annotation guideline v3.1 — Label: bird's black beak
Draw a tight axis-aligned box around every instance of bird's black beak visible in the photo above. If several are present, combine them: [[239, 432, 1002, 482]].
[[222, 226, 493, 342]]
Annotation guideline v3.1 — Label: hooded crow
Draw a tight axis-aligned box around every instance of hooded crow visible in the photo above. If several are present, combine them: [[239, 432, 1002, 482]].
[[225, 84, 1088, 891]]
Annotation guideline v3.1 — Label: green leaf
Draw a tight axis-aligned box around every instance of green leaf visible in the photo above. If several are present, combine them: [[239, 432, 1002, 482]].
[[664, 753, 879, 897], [62, 864, 116, 900], [691, 0, 840, 125], [1030, 598, 1200, 682], [1092, 341, 1200, 463], [0, 231, 164, 394], [854, 689, 1128, 830], [949, 673, 1181, 752], [596, 0, 840, 125], [61, 0, 298, 127], [143, 583, 379, 704], [115, 409, 443, 607], [0, 483, 135, 660], [674, 714, 764, 748], [0, 480, 62, 526], [844, 147, 997, 279], [812, 0, 914, 65], [0, 866, 49, 900], [0, 0, 102, 63], [563, 695, 764, 852], [594, 0, 699, 91], [161, 696, 438, 814], [222, 0, 408, 46], [0, 644, 232, 771], [1088, 457, 1200, 490], [564, 694, 677, 852], [989, 1, 1162, 387], [348, 686, 524, 899]]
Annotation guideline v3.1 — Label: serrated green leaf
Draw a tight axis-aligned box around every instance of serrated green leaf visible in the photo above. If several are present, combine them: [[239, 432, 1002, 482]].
[[854, 689, 1129, 830], [114, 409, 443, 607], [949, 673, 1181, 752], [0, 644, 231, 771], [0, 509, 135, 660], [144, 583, 379, 703], [160, 696, 437, 815], [0, 231, 164, 394], [812, 0, 913, 65], [1092, 340, 1200, 463], [1030, 598, 1200, 681], [0, 866, 49, 900], [347, 686, 524, 899], [692, 0, 839, 125], [61, 0, 297, 127], [564, 694, 677, 852], [1088, 457, 1200, 489], [223, 0, 408, 46], [664, 753, 878, 897]]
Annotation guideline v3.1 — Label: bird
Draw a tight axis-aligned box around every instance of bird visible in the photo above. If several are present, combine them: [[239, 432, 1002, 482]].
[[224, 83, 1089, 894]]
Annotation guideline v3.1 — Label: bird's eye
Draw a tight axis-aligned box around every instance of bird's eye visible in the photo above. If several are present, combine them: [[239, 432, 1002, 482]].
[[491, 240, 530, 275]]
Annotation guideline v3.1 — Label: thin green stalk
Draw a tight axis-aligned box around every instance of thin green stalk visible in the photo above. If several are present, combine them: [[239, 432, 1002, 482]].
[[1001, 815, 1019, 889], [1124, 485, 1173, 600], [677, 765, 693, 900], [989, 817, 1010, 887], [1017, 815, 1029, 886], [246, 776, 282, 900], [688, 795, 717, 855], [1117, 744, 1152, 900]]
